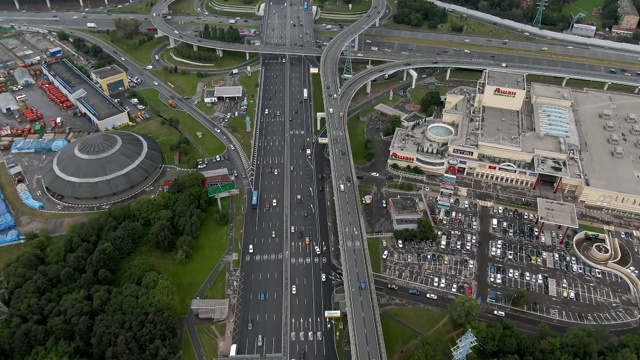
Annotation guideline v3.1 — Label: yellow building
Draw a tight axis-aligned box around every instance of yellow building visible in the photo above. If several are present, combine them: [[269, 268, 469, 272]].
[[387, 70, 640, 215], [90, 65, 128, 95]]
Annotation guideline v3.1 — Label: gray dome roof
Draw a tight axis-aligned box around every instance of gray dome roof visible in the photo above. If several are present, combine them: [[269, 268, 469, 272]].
[[43, 131, 163, 201]]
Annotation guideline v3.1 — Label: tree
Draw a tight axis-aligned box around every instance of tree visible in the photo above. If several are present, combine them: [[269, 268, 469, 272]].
[[57, 31, 70, 41], [382, 115, 403, 137], [364, 137, 375, 161], [417, 218, 437, 241], [449, 295, 479, 327], [420, 91, 442, 113], [113, 17, 142, 39], [150, 220, 175, 252]]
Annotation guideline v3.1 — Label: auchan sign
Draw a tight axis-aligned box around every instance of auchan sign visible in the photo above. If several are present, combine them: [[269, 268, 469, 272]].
[[390, 152, 415, 163], [493, 87, 517, 98]]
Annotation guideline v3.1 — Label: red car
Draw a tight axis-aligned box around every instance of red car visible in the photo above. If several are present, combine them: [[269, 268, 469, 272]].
[[268, 166, 272, 173], [467, 286, 473, 296], [265, 203, 270, 210]]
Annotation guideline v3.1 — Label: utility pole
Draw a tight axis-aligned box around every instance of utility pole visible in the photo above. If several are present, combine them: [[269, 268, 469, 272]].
[[451, 329, 477, 360], [533, 0, 547, 28], [341, 39, 354, 84]]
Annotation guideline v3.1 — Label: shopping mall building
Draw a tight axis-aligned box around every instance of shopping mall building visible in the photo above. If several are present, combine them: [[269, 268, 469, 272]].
[[388, 70, 640, 214]]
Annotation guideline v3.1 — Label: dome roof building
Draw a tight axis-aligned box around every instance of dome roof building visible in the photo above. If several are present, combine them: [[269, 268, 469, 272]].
[[43, 131, 163, 204]]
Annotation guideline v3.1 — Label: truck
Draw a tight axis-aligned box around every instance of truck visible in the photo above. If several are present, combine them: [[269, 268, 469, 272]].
[[306, 149, 311, 158], [303, 88, 308, 100], [229, 69, 239, 75], [146, 27, 158, 32], [228, 19, 236, 24], [168, 100, 177, 108], [86, 23, 97, 28]]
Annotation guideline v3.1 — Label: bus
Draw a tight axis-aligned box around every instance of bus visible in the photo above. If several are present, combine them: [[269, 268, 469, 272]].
[[303, 1, 308, 11], [303, 88, 308, 100], [251, 190, 258, 208]]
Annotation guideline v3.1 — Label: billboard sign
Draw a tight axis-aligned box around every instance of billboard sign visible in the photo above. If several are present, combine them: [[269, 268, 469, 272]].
[[453, 148, 475, 157], [324, 310, 341, 318], [390, 152, 415, 163], [318, 137, 328, 144]]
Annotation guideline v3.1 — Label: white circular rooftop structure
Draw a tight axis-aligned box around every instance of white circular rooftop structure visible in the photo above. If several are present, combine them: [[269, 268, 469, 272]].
[[426, 123, 455, 143]]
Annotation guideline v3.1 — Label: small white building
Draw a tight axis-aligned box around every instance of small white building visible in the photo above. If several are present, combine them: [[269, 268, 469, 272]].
[[0, 93, 19, 113], [13, 67, 35, 86], [203, 86, 244, 104], [571, 23, 597, 37]]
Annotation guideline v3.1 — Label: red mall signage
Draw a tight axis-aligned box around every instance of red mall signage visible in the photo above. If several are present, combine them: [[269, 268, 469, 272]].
[[493, 87, 517, 98], [390, 152, 415, 163]]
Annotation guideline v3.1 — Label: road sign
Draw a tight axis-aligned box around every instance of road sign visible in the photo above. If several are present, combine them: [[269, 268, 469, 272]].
[[324, 310, 341, 318]]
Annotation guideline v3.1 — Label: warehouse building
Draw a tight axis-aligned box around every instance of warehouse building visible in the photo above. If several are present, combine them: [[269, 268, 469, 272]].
[[42, 131, 163, 205], [203, 86, 244, 104], [91, 65, 128, 95], [387, 69, 640, 215], [13, 67, 34, 85], [41, 59, 129, 130], [0, 93, 19, 113]]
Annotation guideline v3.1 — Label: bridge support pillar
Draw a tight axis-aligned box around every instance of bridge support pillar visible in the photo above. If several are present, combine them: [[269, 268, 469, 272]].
[[353, 36, 358, 51], [45, 0, 51, 9], [446, 68, 451, 81], [604, 82, 610, 91], [375, 18, 379, 27], [169, 37, 176, 48], [246, 51, 250, 60], [193, 44, 198, 51], [13, 0, 19, 10], [403, 70, 407, 81], [562, 77, 569, 87], [104, 0, 108, 4], [635, 86, 640, 94], [410, 70, 417, 89], [217, 49, 224, 57], [79, 0, 83, 7], [366, 80, 371, 94]]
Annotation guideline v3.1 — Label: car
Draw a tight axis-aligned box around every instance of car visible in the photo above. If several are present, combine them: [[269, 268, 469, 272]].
[[305, 236, 310, 245], [537, 274, 543, 284], [426, 293, 437, 299], [272, 231, 276, 237], [259, 291, 266, 301], [562, 288, 568, 298], [215, 128, 221, 133], [508, 268, 514, 278], [249, 245, 254, 253], [291, 226, 295, 233], [371, 172, 379, 176], [493, 310, 505, 317], [321, 273, 326, 282], [274, 169, 278, 175], [382, 250, 388, 259], [265, 203, 270, 210], [272, 199, 277, 206], [409, 289, 420, 295], [382, 199, 387, 208], [153, 81, 158, 85], [360, 281, 366, 290], [569, 290, 575, 299], [292, 286, 297, 294], [451, 284, 457, 293], [315, 246, 321, 255], [145, 65, 153, 70], [387, 284, 398, 290], [120, 57, 125, 61], [397, 240, 403, 248], [525, 272, 530, 281], [248, 319, 253, 330], [595, 269, 602, 277]]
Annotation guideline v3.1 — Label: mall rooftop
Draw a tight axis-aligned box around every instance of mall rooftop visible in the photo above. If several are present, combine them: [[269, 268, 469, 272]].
[[485, 71, 526, 89], [480, 106, 522, 147], [574, 89, 640, 196], [92, 65, 125, 80]]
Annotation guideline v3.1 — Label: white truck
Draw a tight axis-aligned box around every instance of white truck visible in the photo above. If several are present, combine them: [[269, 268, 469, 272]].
[[86, 23, 97, 28], [228, 19, 236, 24]]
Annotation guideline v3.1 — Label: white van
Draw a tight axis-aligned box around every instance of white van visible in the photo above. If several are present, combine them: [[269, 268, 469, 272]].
[[339, 184, 345, 192], [371, 46, 378, 51], [329, 108, 334, 114], [257, 335, 263, 347], [492, 218, 498, 228]]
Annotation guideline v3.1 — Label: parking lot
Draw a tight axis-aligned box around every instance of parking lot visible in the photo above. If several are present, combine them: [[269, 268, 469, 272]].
[[381, 197, 480, 298], [485, 205, 639, 324]]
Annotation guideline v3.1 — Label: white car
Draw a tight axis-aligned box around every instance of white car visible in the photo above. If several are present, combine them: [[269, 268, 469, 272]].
[[136, 104, 145, 110], [569, 290, 575, 299], [265, 109, 269, 114], [525, 272, 530, 281], [595, 269, 602, 277], [291, 226, 295, 233], [249, 245, 254, 253], [433, 277, 439, 287], [451, 284, 457, 293], [121, 57, 125, 61], [315, 246, 321, 255], [370, 172, 379, 176], [397, 240, 403, 248], [145, 65, 153, 70], [382, 250, 388, 259], [493, 310, 505, 317], [272, 231, 276, 237], [426, 294, 438, 300], [215, 128, 221, 133], [292, 286, 297, 294], [272, 199, 277, 206], [153, 81, 158, 85], [321, 273, 326, 282], [538, 274, 543, 284], [508, 268, 514, 277]]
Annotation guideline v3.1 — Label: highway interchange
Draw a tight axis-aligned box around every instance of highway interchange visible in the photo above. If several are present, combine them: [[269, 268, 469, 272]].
[[8, 0, 640, 359]]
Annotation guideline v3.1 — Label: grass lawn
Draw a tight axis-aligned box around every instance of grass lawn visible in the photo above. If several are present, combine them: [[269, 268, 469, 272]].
[[181, 326, 198, 360], [410, 86, 454, 105], [122, 118, 198, 167], [151, 70, 203, 97], [233, 189, 245, 269], [216, 0, 258, 7], [169, 0, 201, 15], [347, 116, 369, 165], [335, 317, 348, 360], [205, 2, 255, 17], [323, 0, 371, 13], [367, 238, 382, 273], [204, 264, 227, 298], [111, 0, 155, 13], [160, 47, 255, 69], [561, 0, 603, 28], [311, 73, 325, 135], [196, 325, 219, 359], [384, 307, 447, 335], [227, 71, 260, 158], [434, 69, 483, 82], [0, 241, 29, 269], [92, 33, 166, 67], [121, 200, 230, 315], [381, 314, 420, 357], [196, 101, 217, 116], [579, 223, 605, 233], [137, 89, 226, 157], [0, 166, 79, 220], [352, 78, 404, 104]]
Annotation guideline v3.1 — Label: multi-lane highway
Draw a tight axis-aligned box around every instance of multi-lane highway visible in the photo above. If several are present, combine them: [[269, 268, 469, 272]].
[[234, 0, 334, 358], [320, 0, 388, 359]]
